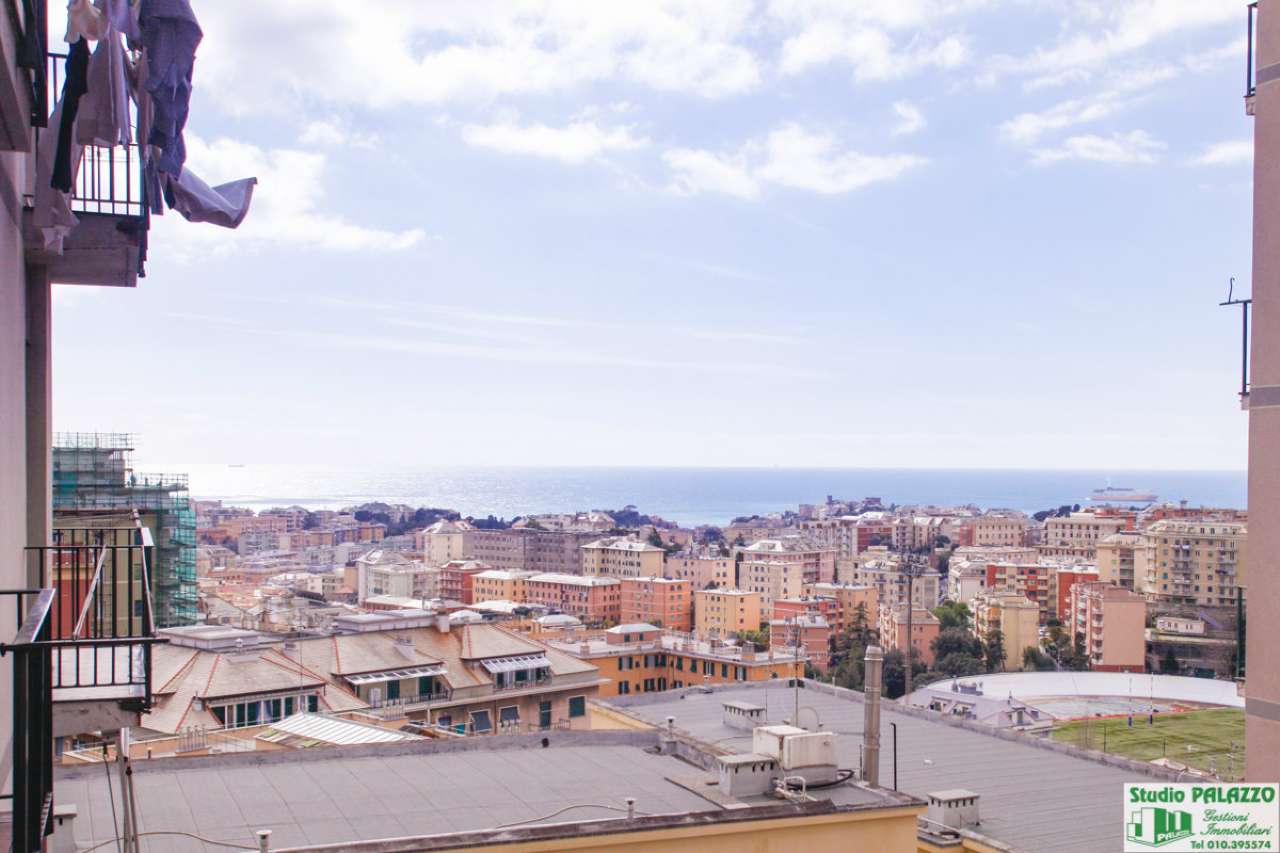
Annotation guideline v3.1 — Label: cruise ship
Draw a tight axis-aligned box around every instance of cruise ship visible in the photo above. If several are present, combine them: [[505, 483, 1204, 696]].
[[1089, 486, 1158, 504]]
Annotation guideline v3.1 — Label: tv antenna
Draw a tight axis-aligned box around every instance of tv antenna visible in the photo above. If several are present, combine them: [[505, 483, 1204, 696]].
[[1220, 278, 1252, 400]]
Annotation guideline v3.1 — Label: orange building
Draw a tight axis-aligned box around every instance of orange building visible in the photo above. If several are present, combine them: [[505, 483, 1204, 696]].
[[620, 577, 691, 632], [769, 615, 833, 671], [438, 559, 490, 604], [1066, 582, 1146, 672], [693, 588, 762, 640], [525, 573, 621, 625], [548, 624, 803, 697], [877, 605, 940, 667]]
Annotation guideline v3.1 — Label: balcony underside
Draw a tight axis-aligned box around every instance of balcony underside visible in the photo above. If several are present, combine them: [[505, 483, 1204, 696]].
[[22, 209, 144, 287]]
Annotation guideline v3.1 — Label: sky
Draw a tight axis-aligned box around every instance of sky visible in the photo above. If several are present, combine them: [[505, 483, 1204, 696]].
[[51, 0, 1255, 471]]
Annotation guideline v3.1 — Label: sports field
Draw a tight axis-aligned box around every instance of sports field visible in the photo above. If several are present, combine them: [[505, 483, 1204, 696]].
[[1050, 708, 1245, 779]]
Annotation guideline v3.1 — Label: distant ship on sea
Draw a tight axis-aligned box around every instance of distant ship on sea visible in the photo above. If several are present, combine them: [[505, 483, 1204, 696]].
[[1089, 485, 1157, 504]]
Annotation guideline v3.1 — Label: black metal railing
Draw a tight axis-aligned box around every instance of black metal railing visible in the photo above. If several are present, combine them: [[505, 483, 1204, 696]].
[[0, 588, 55, 853], [1248, 2, 1259, 99], [23, 526, 163, 709], [6, 0, 48, 126]]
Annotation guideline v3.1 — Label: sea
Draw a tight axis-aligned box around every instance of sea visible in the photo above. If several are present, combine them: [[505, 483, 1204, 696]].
[[151, 465, 1249, 528]]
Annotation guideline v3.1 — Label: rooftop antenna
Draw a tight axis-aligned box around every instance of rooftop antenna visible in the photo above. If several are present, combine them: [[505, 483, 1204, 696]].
[[1220, 277, 1252, 400]]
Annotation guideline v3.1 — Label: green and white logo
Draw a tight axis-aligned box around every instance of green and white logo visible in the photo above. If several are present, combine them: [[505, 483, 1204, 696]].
[[1124, 784, 1280, 853]]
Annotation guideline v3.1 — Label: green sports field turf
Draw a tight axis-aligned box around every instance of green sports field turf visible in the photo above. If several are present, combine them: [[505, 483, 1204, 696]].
[[1050, 708, 1245, 779]]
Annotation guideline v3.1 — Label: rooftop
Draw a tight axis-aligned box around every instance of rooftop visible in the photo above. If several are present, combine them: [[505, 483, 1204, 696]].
[[605, 680, 1176, 853]]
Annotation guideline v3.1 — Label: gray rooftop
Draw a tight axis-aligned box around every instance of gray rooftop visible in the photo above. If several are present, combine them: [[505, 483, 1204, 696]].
[[606, 681, 1165, 853], [57, 736, 722, 852]]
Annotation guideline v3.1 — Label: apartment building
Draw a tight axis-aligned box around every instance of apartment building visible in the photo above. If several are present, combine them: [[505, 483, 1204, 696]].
[[844, 556, 941, 612], [581, 536, 665, 579], [803, 582, 879, 633], [1141, 520, 1247, 607], [739, 558, 806, 616], [524, 573, 621, 624], [967, 512, 1029, 547], [472, 568, 538, 604], [877, 605, 941, 666], [355, 549, 438, 604], [1054, 566, 1100, 621], [547, 623, 802, 697], [738, 537, 837, 585], [620, 577, 692, 632], [946, 560, 988, 606], [418, 518, 475, 564], [437, 559, 491, 605], [984, 562, 1073, 624], [971, 591, 1040, 671], [769, 614, 832, 670], [694, 588, 762, 640], [952, 545, 1038, 565], [1041, 512, 1131, 557], [663, 552, 735, 588], [1066, 582, 1146, 672], [1095, 530, 1147, 591]]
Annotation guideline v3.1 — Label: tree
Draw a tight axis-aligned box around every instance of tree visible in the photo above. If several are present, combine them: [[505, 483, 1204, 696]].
[[932, 627, 983, 661], [647, 529, 664, 548], [882, 648, 927, 700], [848, 601, 874, 647], [1022, 646, 1056, 671], [1160, 648, 1181, 675], [984, 628, 1006, 672], [737, 627, 770, 651], [936, 652, 986, 678], [933, 601, 972, 631]]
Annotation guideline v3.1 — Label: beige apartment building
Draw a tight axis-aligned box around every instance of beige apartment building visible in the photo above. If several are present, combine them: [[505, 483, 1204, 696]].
[[1041, 512, 1130, 557], [843, 556, 941, 612], [804, 582, 879, 631], [877, 605, 941, 667], [739, 558, 806, 617], [967, 513, 1029, 547], [1067, 582, 1146, 672], [951, 545, 1038, 565], [971, 591, 1039, 671], [1095, 530, 1147, 591], [663, 552, 735, 588], [737, 537, 837, 585], [693, 588, 762, 640], [581, 536, 665, 579], [1141, 520, 1246, 607], [419, 518, 475, 565], [355, 549, 438, 604], [472, 568, 538, 604]]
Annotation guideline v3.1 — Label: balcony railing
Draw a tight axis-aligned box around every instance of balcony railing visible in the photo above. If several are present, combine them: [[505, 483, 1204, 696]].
[[1, 588, 55, 853], [1248, 2, 1259, 100], [23, 525, 164, 709], [25, 49, 150, 275]]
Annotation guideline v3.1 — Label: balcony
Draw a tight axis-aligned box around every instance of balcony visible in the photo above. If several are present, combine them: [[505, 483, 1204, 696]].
[[21, 51, 149, 287]]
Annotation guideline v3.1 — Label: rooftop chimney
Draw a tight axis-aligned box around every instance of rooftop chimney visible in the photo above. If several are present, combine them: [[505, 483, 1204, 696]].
[[435, 612, 450, 634], [863, 645, 883, 786]]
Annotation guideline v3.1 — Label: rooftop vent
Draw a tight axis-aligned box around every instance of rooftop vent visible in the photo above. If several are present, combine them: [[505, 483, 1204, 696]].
[[927, 790, 981, 830]]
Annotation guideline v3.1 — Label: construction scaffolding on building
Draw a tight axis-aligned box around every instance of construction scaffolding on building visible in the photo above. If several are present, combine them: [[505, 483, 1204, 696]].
[[51, 432, 197, 627]]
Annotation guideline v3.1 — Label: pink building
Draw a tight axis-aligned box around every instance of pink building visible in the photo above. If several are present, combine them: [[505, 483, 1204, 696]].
[[620, 577, 691, 632], [769, 615, 832, 671], [877, 605, 940, 667], [525, 573, 621, 625], [1066, 582, 1146, 673]]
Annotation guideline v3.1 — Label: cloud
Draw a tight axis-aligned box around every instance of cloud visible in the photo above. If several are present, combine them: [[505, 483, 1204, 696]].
[[1192, 139, 1252, 167], [891, 100, 927, 135], [999, 66, 1178, 145], [299, 118, 379, 149], [152, 135, 427, 254], [195, 1, 762, 111], [769, 0, 980, 82], [1031, 130, 1165, 166], [664, 123, 925, 200], [663, 147, 760, 199], [461, 118, 649, 164]]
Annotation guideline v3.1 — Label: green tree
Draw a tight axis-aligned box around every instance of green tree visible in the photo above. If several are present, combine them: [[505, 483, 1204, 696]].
[[932, 627, 983, 661], [647, 529, 664, 548], [882, 648, 927, 699], [736, 627, 770, 651], [936, 652, 986, 677], [1022, 646, 1056, 671], [1160, 648, 1181, 674], [933, 601, 972, 631], [984, 627, 1006, 672]]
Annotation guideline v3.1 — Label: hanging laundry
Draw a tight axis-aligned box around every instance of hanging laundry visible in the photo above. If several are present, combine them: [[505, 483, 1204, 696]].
[[34, 96, 82, 251], [77, 0, 133, 148], [138, 0, 201, 176], [162, 170, 256, 228], [64, 0, 106, 44], [51, 39, 91, 193]]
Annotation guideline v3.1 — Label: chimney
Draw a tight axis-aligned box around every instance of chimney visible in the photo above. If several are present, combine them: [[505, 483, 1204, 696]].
[[863, 645, 883, 786], [435, 613, 450, 633]]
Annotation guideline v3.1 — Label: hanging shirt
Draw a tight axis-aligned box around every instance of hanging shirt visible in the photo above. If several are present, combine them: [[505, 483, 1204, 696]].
[[51, 39, 91, 193], [163, 170, 256, 228], [138, 0, 201, 176]]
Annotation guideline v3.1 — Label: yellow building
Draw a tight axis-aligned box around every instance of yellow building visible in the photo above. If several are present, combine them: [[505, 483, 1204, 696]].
[[739, 558, 805, 617], [694, 588, 763, 639], [472, 568, 537, 604], [664, 553, 735, 587], [805, 582, 879, 631], [1141, 520, 1246, 606], [581, 536, 666, 578], [971, 590, 1040, 671], [1095, 530, 1146, 591]]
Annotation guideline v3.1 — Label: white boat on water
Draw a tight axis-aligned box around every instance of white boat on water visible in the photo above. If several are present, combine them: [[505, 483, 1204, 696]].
[[1089, 486, 1157, 503]]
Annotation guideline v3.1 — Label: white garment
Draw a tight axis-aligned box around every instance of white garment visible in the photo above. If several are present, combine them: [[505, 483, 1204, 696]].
[[164, 170, 256, 228], [76, 6, 131, 147], [64, 0, 105, 43]]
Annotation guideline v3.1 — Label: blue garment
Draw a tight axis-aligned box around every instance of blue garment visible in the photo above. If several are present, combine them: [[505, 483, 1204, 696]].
[[51, 39, 90, 192], [139, 0, 201, 176]]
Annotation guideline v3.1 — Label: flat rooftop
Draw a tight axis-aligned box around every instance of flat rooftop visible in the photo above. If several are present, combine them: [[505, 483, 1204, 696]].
[[605, 681, 1168, 853]]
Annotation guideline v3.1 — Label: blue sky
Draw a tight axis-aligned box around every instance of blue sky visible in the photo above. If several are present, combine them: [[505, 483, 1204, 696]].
[[52, 1, 1254, 470]]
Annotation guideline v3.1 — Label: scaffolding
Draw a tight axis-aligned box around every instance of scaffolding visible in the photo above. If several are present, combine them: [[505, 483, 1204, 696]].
[[52, 432, 197, 627]]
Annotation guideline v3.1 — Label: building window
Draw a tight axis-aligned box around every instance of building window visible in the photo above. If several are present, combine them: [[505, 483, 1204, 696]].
[[471, 710, 493, 733], [569, 696, 586, 718], [499, 706, 520, 728]]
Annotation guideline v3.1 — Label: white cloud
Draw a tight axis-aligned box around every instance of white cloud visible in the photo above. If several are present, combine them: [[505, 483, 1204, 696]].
[[461, 118, 649, 164], [756, 124, 926, 193], [999, 66, 1178, 145], [195, 1, 762, 110], [664, 122, 925, 199], [299, 118, 379, 149], [663, 147, 760, 199], [1031, 130, 1165, 166], [1192, 139, 1252, 167], [153, 135, 427, 254], [891, 100, 927, 135]]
